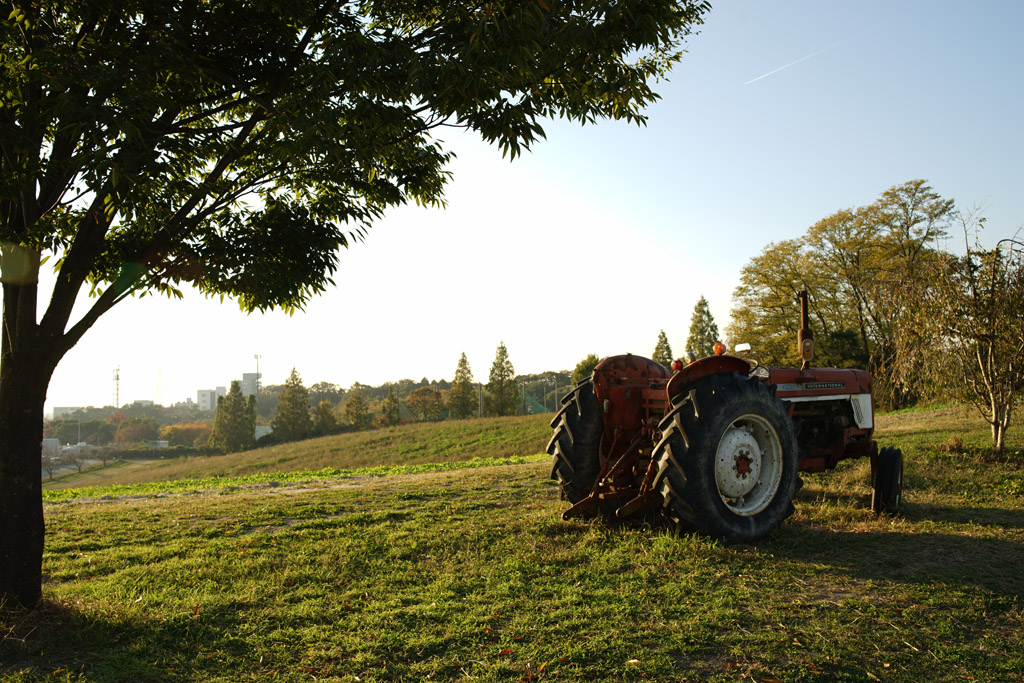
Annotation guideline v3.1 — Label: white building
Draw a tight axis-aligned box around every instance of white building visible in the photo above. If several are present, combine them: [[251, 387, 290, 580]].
[[197, 387, 227, 412], [240, 372, 261, 398], [52, 407, 83, 418]]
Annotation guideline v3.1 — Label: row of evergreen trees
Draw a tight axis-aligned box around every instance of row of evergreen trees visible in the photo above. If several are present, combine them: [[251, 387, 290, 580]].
[[210, 342, 552, 452]]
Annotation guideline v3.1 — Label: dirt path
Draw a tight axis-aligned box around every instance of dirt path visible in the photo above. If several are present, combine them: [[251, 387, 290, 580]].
[[42, 458, 157, 490]]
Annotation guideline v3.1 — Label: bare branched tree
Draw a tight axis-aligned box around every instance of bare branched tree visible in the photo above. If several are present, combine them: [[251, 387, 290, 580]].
[[905, 212, 1024, 455]]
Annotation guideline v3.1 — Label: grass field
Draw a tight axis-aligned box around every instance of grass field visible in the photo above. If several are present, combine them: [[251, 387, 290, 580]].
[[43, 415, 553, 491], [4, 407, 1024, 681]]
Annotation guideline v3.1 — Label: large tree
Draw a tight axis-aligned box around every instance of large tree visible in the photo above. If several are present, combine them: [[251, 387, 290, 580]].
[[311, 400, 339, 437], [208, 380, 256, 453], [0, 0, 711, 607], [344, 386, 372, 432], [407, 386, 444, 422], [486, 342, 518, 417], [448, 353, 477, 420], [907, 219, 1024, 455], [685, 296, 719, 358], [379, 385, 401, 427], [727, 180, 953, 405], [273, 369, 312, 442]]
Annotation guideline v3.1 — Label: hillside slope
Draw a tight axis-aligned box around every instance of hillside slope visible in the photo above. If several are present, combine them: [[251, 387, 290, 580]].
[[46, 414, 552, 489]]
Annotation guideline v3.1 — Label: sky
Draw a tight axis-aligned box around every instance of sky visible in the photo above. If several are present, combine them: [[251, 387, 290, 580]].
[[42, 0, 1024, 414]]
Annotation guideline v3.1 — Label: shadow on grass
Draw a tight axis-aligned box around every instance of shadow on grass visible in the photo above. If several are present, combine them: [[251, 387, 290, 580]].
[[909, 503, 1024, 529], [794, 483, 1024, 529], [0, 598, 256, 681], [772, 522, 1024, 598]]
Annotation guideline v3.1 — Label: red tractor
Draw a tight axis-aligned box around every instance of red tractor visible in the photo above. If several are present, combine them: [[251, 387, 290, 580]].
[[547, 291, 903, 543]]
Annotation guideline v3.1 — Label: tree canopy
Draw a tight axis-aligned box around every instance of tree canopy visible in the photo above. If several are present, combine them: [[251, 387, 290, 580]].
[[407, 386, 444, 422], [727, 180, 954, 406], [571, 353, 601, 386], [273, 369, 312, 442], [209, 381, 256, 453], [379, 385, 401, 427], [311, 400, 339, 436], [344, 387, 372, 431], [0, 0, 711, 609]]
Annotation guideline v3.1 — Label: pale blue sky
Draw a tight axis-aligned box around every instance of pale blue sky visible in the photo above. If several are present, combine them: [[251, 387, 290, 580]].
[[45, 1, 1024, 413]]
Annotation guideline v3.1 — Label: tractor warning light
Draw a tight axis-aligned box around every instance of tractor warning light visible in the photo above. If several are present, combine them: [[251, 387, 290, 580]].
[[713, 342, 725, 356], [670, 360, 683, 372], [801, 339, 814, 360]]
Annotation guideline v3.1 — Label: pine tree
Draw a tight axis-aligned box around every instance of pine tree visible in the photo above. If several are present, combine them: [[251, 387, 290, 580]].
[[345, 387, 373, 431], [273, 368, 312, 442], [653, 329, 674, 366], [312, 400, 338, 436], [209, 380, 255, 453], [380, 385, 401, 427], [448, 353, 477, 419], [486, 342, 518, 417], [686, 296, 721, 358]]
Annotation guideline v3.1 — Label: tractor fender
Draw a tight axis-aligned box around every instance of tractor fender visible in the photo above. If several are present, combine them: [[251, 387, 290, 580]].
[[665, 355, 751, 403]]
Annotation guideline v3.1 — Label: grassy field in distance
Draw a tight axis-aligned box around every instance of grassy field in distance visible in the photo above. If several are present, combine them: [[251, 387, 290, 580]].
[[44, 414, 553, 490], [3, 405, 1022, 681]]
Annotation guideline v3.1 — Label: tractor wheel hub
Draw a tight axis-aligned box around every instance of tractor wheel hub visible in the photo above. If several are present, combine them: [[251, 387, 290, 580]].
[[716, 429, 762, 498]]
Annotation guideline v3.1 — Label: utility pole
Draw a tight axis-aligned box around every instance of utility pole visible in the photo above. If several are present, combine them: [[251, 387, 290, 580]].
[[113, 367, 120, 408], [254, 354, 261, 406]]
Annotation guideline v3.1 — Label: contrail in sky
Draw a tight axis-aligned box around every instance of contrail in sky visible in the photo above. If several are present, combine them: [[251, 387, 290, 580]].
[[744, 27, 880, 85]]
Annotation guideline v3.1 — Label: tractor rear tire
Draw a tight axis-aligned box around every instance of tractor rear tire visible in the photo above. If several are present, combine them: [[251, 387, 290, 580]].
[[652, 372, 800, 544], [547, 379, 603, 503], [871, 447, 903, 514]]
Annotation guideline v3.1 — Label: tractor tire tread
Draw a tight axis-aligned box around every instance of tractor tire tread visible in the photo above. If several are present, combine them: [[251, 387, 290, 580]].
[[653, 371, 799, 543]]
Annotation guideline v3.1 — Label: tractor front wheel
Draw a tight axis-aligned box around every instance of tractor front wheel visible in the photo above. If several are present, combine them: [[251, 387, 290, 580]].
[[653, 372, 800, 543], [871, 446, 903, 514], [547, 379, 603, 503]]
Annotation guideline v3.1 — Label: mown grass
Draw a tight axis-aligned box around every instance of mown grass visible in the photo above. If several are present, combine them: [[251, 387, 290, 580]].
[[5, 408, 1024, 682]]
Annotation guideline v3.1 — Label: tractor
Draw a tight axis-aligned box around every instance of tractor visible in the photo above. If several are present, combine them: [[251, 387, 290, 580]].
[[547, 291, 903, 543]]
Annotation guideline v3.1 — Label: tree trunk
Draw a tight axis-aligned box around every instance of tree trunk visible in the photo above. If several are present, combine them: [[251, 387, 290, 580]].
[[0, 354, 52, 610], [991, 401, 1010, 457]]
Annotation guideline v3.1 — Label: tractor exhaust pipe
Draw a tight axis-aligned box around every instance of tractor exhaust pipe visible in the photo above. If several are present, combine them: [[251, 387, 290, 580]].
[[797, 290, 813, 370]]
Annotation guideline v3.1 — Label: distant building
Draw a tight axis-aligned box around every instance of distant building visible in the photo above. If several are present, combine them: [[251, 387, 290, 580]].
[[240, 372, 261, 398], [61, 442, 96, 454], [132, 400, 155, 407], [197, 387, 227, 412], [52, 407, 83, 418], [41, 439, 60, 457], [255, 425, 273, 440]]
